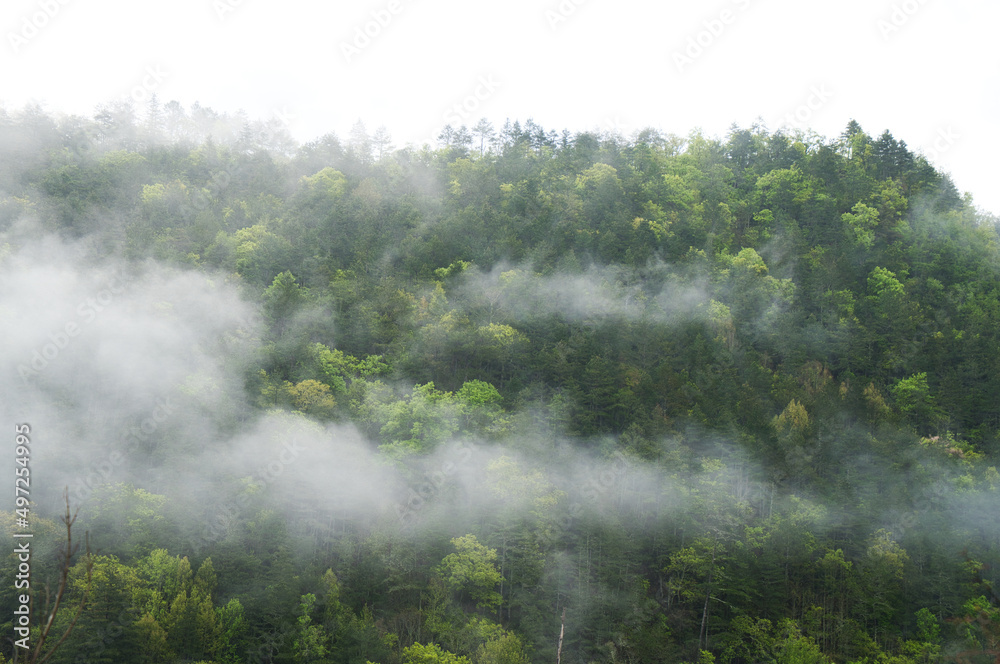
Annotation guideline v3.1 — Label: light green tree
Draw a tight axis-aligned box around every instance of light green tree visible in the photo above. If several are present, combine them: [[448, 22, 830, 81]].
[[842, 201, 880, 248], [293, 593, 330, 663], [402, 642, 471, 664], [436, 535, 503, 611]]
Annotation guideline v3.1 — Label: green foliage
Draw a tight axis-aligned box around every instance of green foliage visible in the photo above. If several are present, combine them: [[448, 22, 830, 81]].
[[868, 266, 905, 298], [843, 201, 880, 248], [435, 535, 503, 611], [774, 399, 810, 444], [281, 378, 338, 419], [374, 382, 462, 458], [313, 342, 389, 384], [232, 224, 293, 284], [263, 270, 307, 324], [773, 619, 830, 664], [954, 596, 1000, 661], [301, 166, 348, 199], [402, 642, 471, 664], [85, 484, 171, 557], [915, 608, 940, 645], [474, 632, 530, 664], [293, 593, 330, 662], [12, 109, 1000, 664], [890, 373, 941, 431], [215, 599, 248, 664]]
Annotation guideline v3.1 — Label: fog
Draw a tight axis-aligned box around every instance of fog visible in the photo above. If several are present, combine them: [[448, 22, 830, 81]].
[[0, 220, 677, 542], [454, 262, 712, 326], [2, 103, 999, 664], [0, 203, 986, 571]]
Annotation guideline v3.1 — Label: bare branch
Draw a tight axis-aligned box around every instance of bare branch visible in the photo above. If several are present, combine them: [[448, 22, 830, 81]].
[[28, 488, 92, 664]]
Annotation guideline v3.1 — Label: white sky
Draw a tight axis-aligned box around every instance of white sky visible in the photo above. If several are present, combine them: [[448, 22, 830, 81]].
[[2, 0, 998, 214]]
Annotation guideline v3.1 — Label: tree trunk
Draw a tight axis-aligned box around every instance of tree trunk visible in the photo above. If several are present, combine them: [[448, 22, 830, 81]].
[[557, 607, 566, 664], [699, 541, 717, 651]]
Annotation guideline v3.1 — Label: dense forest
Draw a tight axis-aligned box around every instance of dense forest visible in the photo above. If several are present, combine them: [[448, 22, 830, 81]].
[[2, 98, 1000, 664]]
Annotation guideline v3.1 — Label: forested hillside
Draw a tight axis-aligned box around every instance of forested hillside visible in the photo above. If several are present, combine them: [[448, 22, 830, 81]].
[[2, 101, 1000, 664]]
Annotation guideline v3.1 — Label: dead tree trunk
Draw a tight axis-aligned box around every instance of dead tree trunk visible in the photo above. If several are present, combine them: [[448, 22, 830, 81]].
[[557, 607, 566, 664]]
